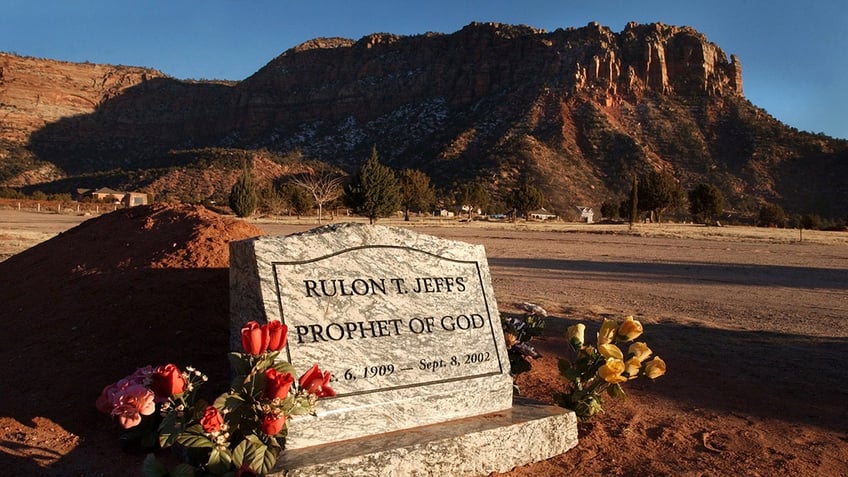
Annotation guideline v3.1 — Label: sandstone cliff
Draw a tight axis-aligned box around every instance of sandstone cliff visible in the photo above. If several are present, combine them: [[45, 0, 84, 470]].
[[1, 22, 845, 218]]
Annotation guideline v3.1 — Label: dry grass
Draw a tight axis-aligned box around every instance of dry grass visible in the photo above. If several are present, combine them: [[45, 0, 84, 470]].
[[250, 215, 848, 246], [1, 210, 846, 262]]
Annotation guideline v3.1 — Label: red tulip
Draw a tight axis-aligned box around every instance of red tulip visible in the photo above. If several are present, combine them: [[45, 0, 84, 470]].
[[265, 321, 288, 352], [263, 368, 294, 400], [199, 405, 224, 433], [241, 321, 268, 355], [298, 364, 336, 397], [261, 412, 286, 436], [150, 364, 186, 399]]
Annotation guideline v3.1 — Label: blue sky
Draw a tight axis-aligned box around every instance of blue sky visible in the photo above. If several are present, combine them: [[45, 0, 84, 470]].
[[2, 1, 846, 139]]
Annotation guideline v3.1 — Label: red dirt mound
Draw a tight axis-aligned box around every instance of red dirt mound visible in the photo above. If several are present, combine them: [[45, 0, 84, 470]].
[[0, 204, 262, 476]]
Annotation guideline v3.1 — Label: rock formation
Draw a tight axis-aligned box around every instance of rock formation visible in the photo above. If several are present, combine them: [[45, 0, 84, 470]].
[[0, 22, 845, 218]]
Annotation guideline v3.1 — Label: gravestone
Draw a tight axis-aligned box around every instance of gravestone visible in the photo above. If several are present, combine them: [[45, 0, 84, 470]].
[[230, 223, 577, 476]]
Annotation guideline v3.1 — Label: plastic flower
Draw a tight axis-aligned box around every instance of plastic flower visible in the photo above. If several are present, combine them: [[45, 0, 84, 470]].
[[628, 341, 652, 362], [110, 384, 155, 429], [566, 323, 585, 348], [264, 368, 294, 400], [266, 321, 288, 352], [199, 405, 224, 434], [598, 358, 628, 384], [96, 381, 126, 414], [241, 321, 269, 356], [261, 413, 286, 436], [624, 357, 642, 379], [644, 356, 667, 379], [299, 364, 336, 397], [236, 464, 259, 477], [597, 319, 617, 345], [598, 343, 624, 360], [557, 315, 667, 422], [150, 364, 186, 399], [616, 315, 643, 341]]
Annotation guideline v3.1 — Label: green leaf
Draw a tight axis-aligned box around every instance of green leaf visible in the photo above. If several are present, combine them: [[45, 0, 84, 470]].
[[232, 439, 247, 468], [237, 435, 281, 475], [271, 360, 296, 376], [228, 352, 252, 384], [607, 383, 627, 399], [141, 454, 168, 477], [258, 442, 280, 474], [176, 427, 215, 449], [254, 353, 278, 374], [208, 447, 234, 475], [158, 411, 181, 448], [214, 392, 246, 410], [170, 463, 197, 477], [233, 437, 270, 472]]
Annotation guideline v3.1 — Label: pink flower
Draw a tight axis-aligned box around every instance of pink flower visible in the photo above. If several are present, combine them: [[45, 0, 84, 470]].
[[128, 365, 155, 384], [110, 384, 155, 429], [96, 382, 123, 413], [298, 364, 335, 397], [96, 366, 157, 414]]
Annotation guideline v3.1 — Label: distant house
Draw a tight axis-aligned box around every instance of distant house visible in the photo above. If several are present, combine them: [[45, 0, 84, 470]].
[[123, 192, 151, 207], [575, 206, 594, 223], [529, 208, 558, 220], [76, 187, 151, 207], [90, 187, 125, 203]]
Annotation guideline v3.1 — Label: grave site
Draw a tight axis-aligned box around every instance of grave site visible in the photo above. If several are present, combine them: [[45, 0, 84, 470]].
[[0, 203, 846, 476], [230, 222, 575, 475]]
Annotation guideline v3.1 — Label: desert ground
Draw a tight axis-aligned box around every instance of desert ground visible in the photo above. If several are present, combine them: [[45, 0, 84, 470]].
[[0, 205, 846, 476]]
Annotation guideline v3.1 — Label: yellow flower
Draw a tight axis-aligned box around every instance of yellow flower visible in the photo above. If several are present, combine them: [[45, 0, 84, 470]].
[[598, 358, 627, 384], [616, 315, 643, 342], [566, 323, 586, 348], [644, 356, 667, 379], [598, 343, 623, 360], [628, 342, 652, 362], [597, 319, 617, 345], [504, 332, 518, 348], [624, 357, 642, 379]]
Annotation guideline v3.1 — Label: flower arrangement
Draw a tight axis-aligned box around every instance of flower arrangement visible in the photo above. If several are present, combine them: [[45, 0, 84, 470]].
[[503, 302, 547, 359], [555, 315, 666, 420], [97, 320, 333, 476]]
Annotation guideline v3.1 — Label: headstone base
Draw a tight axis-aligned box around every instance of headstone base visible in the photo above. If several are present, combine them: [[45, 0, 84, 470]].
[[271, 398, 577, 477]]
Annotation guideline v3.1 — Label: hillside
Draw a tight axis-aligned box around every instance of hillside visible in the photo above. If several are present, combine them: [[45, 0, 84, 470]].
[[1, 21, 846, 218]]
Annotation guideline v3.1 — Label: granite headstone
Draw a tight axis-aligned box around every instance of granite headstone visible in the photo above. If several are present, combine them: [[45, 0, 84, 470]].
[[230, 223, 513, 447]]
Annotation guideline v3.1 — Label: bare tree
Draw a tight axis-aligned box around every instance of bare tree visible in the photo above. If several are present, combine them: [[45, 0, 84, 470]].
[[290, 167, 345, 224]]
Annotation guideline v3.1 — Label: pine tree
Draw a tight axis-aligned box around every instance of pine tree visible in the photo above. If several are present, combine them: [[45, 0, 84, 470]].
[[229, 161, 258, 218], [344, 146, 401, 224], [688, 183, 725, 224], [638, 169, 683, 223], [400, 169, 436, 221], [510, 183, 544, 220]]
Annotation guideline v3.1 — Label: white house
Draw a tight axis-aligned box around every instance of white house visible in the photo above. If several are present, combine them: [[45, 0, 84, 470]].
[[529, 208, 558, 220], [575, 206, 594, 223]]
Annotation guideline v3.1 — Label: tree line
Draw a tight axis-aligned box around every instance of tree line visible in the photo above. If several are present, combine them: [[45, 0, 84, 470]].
[[229, 146, 547, 224], [225, 148, 847, 230]]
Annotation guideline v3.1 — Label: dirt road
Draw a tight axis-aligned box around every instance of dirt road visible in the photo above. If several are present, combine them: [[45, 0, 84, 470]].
[[1, 208, 846, 476]]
